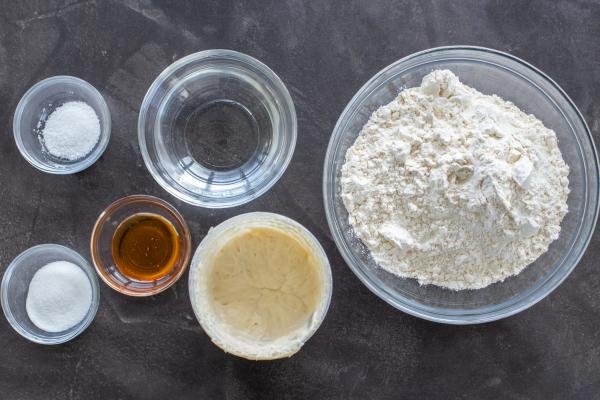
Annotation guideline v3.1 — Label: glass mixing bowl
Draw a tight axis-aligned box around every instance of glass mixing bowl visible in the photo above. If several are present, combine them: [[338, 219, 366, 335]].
[[138, 50, 297, 208], [323, 46, 599, 324]]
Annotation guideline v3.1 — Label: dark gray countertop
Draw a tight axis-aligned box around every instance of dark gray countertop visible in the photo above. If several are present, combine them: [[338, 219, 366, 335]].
[[1, 1, 600, 399]]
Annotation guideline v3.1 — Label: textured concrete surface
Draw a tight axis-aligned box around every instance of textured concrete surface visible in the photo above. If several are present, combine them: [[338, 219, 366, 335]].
[[1, 1, 600, 399]]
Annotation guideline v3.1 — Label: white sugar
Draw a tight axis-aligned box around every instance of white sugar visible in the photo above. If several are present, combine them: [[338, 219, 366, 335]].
[[41, 101, 101, 160], [26, 261, 92, 333]]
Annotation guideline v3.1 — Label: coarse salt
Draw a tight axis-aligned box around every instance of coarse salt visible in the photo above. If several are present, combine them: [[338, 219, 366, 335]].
[[40, 101, 101, 161]]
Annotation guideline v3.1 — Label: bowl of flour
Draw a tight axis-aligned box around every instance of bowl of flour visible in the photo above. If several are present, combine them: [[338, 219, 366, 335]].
[[323, 46, 599, 324]]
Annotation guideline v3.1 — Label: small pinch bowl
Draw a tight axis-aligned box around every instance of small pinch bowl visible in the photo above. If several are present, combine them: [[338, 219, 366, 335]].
[[13, 75, 111, 174], [1, 244, 100, 344], [90, 195, 192, 296]]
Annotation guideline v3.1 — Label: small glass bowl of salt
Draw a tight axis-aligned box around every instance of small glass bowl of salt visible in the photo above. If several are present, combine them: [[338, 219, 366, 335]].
[[0, 244, 100, 344], [13, 76, 111, 174]]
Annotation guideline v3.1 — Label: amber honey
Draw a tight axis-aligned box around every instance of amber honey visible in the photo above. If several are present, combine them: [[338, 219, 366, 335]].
[[111, 213, 180, 281]]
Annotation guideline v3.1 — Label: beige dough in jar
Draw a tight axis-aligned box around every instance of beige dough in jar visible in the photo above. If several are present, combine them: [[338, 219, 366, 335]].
[[206, 226, 323, 341]]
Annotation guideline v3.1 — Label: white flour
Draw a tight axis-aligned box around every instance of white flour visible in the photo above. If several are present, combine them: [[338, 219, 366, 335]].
[[341, 70, 569, 290]]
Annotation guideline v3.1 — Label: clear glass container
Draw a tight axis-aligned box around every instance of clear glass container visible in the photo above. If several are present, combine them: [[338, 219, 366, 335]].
[[13, 76, 111, 174], [1, 244, 100, 344], [323, 46, 599, 324], [188, 212, 333, 360], [90, 195, 192, 296], [138, 50, 297, 208]]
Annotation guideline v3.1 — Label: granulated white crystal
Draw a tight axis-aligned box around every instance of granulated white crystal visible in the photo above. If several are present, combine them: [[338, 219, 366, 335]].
[[41, 101, 101, 161], [341, 70, 570, 290], [26, 261, 92, 332]]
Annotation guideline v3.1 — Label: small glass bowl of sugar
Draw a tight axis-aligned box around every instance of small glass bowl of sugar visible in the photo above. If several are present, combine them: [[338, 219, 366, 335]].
[[0, 244, 100, 344], [13, 76, 111, 174]]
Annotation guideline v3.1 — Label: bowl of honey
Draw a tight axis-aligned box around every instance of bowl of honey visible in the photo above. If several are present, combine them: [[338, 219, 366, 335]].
[[90, 195, 192, 296]]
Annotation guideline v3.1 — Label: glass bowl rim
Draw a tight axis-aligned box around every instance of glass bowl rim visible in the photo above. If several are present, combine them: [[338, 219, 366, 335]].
[[90, 194, 192, 297], [12, 75, 111, 175], [137, 49, 298, 208], [0, 243, 100, 344], [323, 45, 600, 324]]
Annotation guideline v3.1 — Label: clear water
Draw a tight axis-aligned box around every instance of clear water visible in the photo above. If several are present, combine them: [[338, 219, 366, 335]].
[[159, 71, 274, 188], [179, 99, 259, 171]]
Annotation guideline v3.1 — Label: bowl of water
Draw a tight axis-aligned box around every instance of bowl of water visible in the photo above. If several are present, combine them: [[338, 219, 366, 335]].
[[138, 50, 297, 208]]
